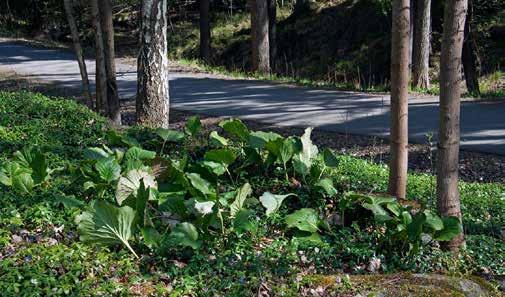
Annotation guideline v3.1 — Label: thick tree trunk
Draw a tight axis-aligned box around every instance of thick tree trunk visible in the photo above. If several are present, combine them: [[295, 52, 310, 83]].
[[99, 0, 121, 124], [462, 0, 480, 95], [412, 0, 431, 89], [388, 0, 410, 199], [251, 0, 270, 74], [199, 0, 211, 62], [268, 0, 276, 69], [437, 0, 467, 252], [408, 0, 414, 72], [91, 0, 107, 113], [137, 0, 169, 128], [63, 0, 92, 107]]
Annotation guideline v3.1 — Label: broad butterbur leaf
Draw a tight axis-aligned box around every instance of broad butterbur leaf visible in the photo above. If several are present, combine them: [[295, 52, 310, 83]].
[[316, 178, 338, 196], [187, 173, 215, 198], [209, 131, 229, 147], [234, 209, 255, 233], [169, 222, 201, 249], [249, 131, 282, 149], [75, 200, 138, 258], [185, 116, 202, 136], [423, 210, 444, 231], [285, 208, 320, 233], [155, 128, 185, 142], [95, 157, 121, 183], [204, 149, 237, 166], [323, 148, 339, 167], [83, 147, 110, 160], [434, 217, 462, 241], [219, 118, 250, 142], [260, 192, 296, 216]]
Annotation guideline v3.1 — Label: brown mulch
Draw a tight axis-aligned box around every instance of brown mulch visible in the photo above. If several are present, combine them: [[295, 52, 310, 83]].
[[2, 69, 505, 184]]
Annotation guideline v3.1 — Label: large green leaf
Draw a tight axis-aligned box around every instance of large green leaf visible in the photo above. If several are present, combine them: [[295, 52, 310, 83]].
[[155, 128, 185, 142], [14, 148, 50, 184], [95, 157, 121, 183], [169, 222, 201, 249], [323, 148, 339, 167], [209, 131, 229, 147], [407, 212, 426, 242], [75, 200, 138, 258], [285, 208, 320, 233], [423, 210, 444, 231], [234, 209, 255, 233], [202, 161, 227, 176], [316, 178, 338, 196], [434, 216, 462, 241], [259, 192, 296, 217], [279, 138, 297, 165], [186, 173, 215, 198], [185, 116, 202, 136], [249, 131, 282, 149], [83, 147, 110, 160], [204, 149, 237, 166], [125, 147, 156, 161], [219, 118, 250, 142], [230, 183, 252, 217], [116, 169, 157, 205]]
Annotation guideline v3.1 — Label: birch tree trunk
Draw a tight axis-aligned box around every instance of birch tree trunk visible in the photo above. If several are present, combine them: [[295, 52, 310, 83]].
[[412, 0, 431, 89], [388, 0, 410, 199], [63, 0, 92, 108], [199, 0, 211, 62], [251, 0, 270, 74], [437, 0, 467, 252], [99, 0, 121, 124], [136, 0, 169, 128], [91, 0, 107, 113], [462, 0, 480, 95], [268, 0, 277, 69]]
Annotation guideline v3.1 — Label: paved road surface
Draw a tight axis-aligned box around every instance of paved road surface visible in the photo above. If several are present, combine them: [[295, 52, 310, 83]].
[[1, 40, 504, 155]]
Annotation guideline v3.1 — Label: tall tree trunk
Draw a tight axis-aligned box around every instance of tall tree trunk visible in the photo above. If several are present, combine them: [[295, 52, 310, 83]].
[[99, 0, 121, 124], [251, 0, 270, 74], [388, 0, 410, 199], [63, 0, 92, 107], [137, 0, 169, 128], [268, 0, 276, 69], [437, 0, 467, 252], [462, 0, 480, 95], [412, 0, 431, 89], [408, 0, 414, 72], [91, 0, 107, 113], [199, 0, 211, 62]]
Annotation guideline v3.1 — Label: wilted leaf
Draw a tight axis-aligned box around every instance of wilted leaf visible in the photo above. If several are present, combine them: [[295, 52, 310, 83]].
[[116, 169, 157, 205], [259, 192, 296, 216], [230, 183, 252, 217], [194, 200, 215, 215]]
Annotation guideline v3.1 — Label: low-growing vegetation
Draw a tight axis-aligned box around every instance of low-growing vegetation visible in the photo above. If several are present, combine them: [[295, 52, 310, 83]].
[[0, 91, 504, 296]]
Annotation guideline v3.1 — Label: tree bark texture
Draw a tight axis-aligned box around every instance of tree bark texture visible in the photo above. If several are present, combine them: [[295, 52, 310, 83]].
[[437, 0, 467, 252], [136, 0, 170, 128], [251, 0, 270, 74], [63, 0, 92, 107], [462, 0, 480, 95], [388, 0, 410, 199], [91, 0, 107, 113], [99, 0, 121, 124], [412, 0, 431, 89], [199, 0, 211, 62], [268, 0, 276, 69]]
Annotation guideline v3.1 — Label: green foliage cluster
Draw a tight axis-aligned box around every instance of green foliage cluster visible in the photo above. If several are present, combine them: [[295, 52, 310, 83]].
[[0, 92, 504, 295]]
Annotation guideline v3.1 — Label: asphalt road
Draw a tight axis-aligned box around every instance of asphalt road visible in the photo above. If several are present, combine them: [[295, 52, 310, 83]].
[[1, 40, 504, 155]]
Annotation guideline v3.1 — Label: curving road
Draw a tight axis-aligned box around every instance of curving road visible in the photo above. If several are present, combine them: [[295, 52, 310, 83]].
[[0, 39, 504, 155]]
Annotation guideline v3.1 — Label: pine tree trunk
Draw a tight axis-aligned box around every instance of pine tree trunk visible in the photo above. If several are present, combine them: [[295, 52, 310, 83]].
[[388, 0, 410, 199], [136, 0, 169, 128], [91, 0, 107, 114], [437, 0, 467, 252], [251, 0, 270, 74], [412, 0, 431, 89], [462, 0, 480, 95], [63, 0, 92, 108], [199, 0, 211, 62], [99, 0, 121, 124], [268, 0, 276, 69]]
